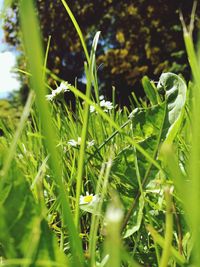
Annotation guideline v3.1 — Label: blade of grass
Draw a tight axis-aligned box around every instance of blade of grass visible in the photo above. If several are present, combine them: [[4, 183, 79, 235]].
[[89, 157, 112, 266], [180, 4, 200, 265], [19, 1, 84, 266], [0, 91, 34, 189], [60, 0, 90, 63], [43, 35, 51, 81], [1, 259, 66, 267], [60, 0, 101, 228], [104, 193, 124, 267], [159, 187, 174, 267], [74, 32, 101, 228]]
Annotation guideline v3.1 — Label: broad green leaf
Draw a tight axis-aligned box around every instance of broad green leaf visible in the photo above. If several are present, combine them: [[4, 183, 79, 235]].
[[0, 165, 68, 265], [128, 73, 187, 160], [157, 72, 187, 144], [112, 75, 187, 236], [111, 147, 140, 197], [112, 105, 165, 199]]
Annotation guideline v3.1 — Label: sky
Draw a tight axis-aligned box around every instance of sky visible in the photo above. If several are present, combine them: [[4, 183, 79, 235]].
[[0, 0, 20, 99]]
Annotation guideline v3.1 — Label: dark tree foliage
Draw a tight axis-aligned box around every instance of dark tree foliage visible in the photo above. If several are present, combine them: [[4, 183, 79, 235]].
[[3, 0, 200, 105]]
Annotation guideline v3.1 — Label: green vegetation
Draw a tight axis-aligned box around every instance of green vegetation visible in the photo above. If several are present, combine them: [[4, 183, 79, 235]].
[[1, 1, 200, 266]]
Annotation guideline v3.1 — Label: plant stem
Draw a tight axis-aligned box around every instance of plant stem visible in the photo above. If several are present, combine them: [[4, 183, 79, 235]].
[[159, 187, 173, 267]]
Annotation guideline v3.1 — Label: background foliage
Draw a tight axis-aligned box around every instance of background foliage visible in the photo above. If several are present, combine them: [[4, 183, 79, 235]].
[[3, 1, 200, 105]]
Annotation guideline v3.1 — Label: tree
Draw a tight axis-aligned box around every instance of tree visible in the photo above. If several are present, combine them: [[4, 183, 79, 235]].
[[3, 0, 200, 105]]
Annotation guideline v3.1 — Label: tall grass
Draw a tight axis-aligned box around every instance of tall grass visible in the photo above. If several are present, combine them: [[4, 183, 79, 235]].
[[1, 1, 200, 267]]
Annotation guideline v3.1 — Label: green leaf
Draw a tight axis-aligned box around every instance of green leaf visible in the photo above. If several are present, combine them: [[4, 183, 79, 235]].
[[0, 166, 68, 265], [112, 105, 166, 198], [142, 76, 158, 105], [157, 72, 187, 144], [123, 194, 145, 238], [111, 147, 140, 197]]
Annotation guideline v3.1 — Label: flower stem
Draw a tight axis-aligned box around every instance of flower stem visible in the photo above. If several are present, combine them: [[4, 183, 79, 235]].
[[159, 186, 173, 267]]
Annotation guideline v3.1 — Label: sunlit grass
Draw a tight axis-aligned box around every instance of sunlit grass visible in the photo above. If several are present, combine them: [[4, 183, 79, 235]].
[[0, 1, 200, 267]]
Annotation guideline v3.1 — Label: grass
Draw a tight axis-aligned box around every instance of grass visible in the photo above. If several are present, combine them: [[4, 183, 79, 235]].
[[0, 1, 200, 266]]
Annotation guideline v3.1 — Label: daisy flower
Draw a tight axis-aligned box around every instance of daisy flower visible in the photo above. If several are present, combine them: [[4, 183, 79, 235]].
[[100, 99, 113, 112], [68, 137, 95, 148], [90, 105, 96, 113], [90, 95, 114, 113], [46, 81, 70, 101], [68, 137, 81, 147], [79, 192, 99, 206], [87, 140, 95, 147]]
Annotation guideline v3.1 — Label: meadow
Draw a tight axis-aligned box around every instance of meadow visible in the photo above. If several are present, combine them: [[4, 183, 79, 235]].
[[0, 1, 200, 266]]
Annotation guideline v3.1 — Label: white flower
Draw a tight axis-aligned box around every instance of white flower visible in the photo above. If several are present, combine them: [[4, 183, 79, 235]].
[[68, 137, 81, 147], [46, 81, 70, 101], [87, 140, 95, 147], [68, 137, 95, 148], [46, 94, 54, 101], [90, 95, 114, 113], [100, 100, 113, 112], [60, 81, 70, 91], [128, 108, 139, 119], [79, 192, 99, 206], [77, 137, 82, 145], [90, 105, 96, 113], [67, 139, 78, 147]]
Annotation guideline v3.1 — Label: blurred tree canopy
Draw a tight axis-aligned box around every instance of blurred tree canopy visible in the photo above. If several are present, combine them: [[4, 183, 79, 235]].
[[3, 0, 200, 105]]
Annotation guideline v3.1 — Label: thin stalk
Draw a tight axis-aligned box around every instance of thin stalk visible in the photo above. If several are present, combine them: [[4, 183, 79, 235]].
[[159, 187, 173, 267], [75, 63, 92, 228], [87, 119, 131, 162], [89, 158, 112, 266], [60, 0, 90, 63], [104, 195, 124, 267], [22, 217, 42, 267], [0, 91, 34, 188], [74, 32, 101, 228], [43, 35, 51, 81]]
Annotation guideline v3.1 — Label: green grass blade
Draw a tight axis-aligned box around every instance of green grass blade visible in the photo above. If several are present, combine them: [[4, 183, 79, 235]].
[[74, 32, 101, 228], [60, 0, 90, 63], [0, 91, 34, 188], [142, 76, 158, 105], [181, 13, 200, 265], [19, 1, 84, 266]]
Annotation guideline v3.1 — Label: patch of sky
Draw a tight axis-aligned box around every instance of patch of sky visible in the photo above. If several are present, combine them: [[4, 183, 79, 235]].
[[0, 0, 20, 99]]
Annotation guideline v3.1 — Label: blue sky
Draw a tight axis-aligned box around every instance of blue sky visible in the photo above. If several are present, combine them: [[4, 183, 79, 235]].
[[0, 0, 20, 98]]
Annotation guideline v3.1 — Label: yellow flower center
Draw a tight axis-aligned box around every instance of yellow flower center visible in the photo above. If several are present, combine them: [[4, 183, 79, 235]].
[[83, 195, 93, 203]]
